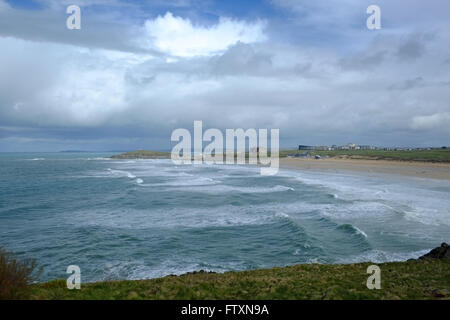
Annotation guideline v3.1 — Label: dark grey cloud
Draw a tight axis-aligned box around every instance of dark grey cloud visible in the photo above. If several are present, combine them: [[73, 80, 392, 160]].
[[396, 38, 426, 60], [0, 2, 163, 55], [210, 42, 273, 76], [340, 50, 387, 71], [389, 77, 425, 91]]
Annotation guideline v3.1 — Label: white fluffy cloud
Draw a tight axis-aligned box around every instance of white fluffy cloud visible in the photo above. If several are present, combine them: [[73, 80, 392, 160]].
[[143, 12, 267, 57]]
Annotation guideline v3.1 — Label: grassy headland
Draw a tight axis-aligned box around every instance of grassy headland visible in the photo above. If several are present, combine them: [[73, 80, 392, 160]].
[[111, 149, 450, 163], [280, 148, 450, 162], [30, 259, 449, 300], [111, 150, 171, 159]]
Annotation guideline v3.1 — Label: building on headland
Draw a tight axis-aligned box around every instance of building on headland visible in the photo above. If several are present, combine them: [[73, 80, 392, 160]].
[[299, 143, 381, 151], [298, 145, 314, 150], [298, 145, 331, 151], [346, 143, 359, 150], [297, 143, 445, 152]]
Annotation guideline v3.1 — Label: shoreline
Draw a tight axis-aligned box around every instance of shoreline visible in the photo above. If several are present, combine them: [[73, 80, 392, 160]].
[[280, 157, 450, 180], [110, 150, 450, 180]]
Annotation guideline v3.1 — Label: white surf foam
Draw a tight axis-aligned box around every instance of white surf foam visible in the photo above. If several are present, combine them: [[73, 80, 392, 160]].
[[281, 168, 450, 227], [339, 248, 431, 263], [107, 168, 137, 179], [275, 212, 290, 219], [354, 226, 368, 238], [170, 184, 295, 194], [74, 204, 278, 230]]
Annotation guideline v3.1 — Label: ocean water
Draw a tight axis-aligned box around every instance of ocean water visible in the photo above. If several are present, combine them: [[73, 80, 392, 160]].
[[0, 152, 449, 282]]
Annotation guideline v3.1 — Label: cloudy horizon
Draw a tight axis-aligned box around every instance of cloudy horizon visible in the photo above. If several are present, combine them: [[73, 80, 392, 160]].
[[1, 0, 449, 152]]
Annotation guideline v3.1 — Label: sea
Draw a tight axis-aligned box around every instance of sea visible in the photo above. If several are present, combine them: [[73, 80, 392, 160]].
[[0, 152, 449, 282]]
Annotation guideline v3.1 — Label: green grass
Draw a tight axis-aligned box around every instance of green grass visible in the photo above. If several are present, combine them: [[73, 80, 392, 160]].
[[280, 149, 450, 162], [29, 259, 449, 300]]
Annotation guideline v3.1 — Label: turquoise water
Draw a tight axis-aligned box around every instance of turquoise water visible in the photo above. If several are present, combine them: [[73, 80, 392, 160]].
[[0, 152, 449, 282]]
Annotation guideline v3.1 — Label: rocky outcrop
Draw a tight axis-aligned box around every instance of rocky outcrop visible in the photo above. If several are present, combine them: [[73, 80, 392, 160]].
[[419, 243, 450, 260], [432, 289, 449, 298]]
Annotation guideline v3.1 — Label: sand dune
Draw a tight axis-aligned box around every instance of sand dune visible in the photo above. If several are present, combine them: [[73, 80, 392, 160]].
[[280, 158, 450, 180]]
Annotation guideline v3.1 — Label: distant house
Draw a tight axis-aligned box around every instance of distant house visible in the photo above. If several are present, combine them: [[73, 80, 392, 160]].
[[298, 145, 331, 151]]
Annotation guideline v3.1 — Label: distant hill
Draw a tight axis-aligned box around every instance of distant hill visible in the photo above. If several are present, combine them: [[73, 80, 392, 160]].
[[111, 150, 171, 159]]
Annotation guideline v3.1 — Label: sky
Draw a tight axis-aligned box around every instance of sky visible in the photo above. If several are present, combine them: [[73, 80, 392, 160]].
[[0, 0, 449, 151]]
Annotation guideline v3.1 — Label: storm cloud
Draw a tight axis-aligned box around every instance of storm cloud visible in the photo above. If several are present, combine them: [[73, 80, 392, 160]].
[[0, 0, 449, 151]]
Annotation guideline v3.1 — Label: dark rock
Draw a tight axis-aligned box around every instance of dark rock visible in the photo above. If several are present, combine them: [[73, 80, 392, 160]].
[[432, 289, 449, 298], [184, 269, 217, 276], [419, 243, 450, 260]]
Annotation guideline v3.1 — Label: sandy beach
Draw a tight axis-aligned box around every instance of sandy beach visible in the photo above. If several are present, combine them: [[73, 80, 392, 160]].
[[280, 158, 450, 180]]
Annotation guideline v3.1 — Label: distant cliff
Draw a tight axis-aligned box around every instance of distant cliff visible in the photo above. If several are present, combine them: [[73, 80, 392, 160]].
[[111, 150, 171, 159]]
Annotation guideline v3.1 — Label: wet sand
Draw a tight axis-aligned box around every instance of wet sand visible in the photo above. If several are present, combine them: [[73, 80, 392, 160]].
[[280, 158, 450, 180]]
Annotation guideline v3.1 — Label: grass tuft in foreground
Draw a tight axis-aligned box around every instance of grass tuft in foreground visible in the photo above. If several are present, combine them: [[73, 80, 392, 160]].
[[0, 247, 41, 300]]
